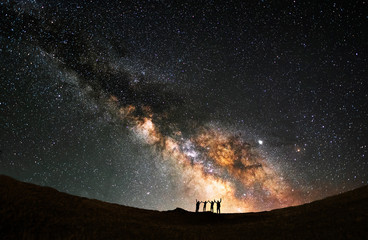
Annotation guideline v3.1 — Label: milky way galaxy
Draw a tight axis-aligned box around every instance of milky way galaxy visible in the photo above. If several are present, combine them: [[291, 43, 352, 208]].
[[108, 100, 301, 212], [1, 1, 367, 212]]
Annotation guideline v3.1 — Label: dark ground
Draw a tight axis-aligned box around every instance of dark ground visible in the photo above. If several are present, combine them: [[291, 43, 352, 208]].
[[0, 175, 367, 240]]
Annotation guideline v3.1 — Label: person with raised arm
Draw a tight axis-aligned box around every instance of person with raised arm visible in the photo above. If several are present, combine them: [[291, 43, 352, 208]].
[[210, 200, 215, 212], [216, 198, 222, 214], [203, 200, 208, 212], [195, 199, 201, 212]]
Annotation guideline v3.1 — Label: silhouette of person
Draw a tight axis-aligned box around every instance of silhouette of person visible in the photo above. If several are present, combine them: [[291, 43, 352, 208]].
[[216, 199, 222, 214], [195, 199, 201, 212], [203, 201, 208, 212], [210, 200, 215, 212]]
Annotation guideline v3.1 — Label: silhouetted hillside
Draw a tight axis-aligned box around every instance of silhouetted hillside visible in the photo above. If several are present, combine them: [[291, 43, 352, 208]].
[[1, 175, 367, 239]]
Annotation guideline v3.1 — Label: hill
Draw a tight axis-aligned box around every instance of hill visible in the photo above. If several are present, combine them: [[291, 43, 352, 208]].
[[0, 175, 367, 239]]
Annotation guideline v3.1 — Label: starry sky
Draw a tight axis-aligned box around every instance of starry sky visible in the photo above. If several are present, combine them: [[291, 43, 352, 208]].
[[1, 0, 367, 212]]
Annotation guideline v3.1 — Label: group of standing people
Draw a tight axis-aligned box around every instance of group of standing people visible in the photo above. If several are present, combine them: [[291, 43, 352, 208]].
[[196, 199, 222, 213]]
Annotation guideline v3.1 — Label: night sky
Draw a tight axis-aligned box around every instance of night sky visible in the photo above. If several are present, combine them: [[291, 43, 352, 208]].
[[1, 0, 367, 212]]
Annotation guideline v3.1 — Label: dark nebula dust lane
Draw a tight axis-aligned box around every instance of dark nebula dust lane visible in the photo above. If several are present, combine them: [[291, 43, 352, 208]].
[[1, 1, 367, 212]]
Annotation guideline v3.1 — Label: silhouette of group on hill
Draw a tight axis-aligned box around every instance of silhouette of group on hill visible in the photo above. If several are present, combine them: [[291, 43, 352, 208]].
[[196, 199, 222, 213]]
